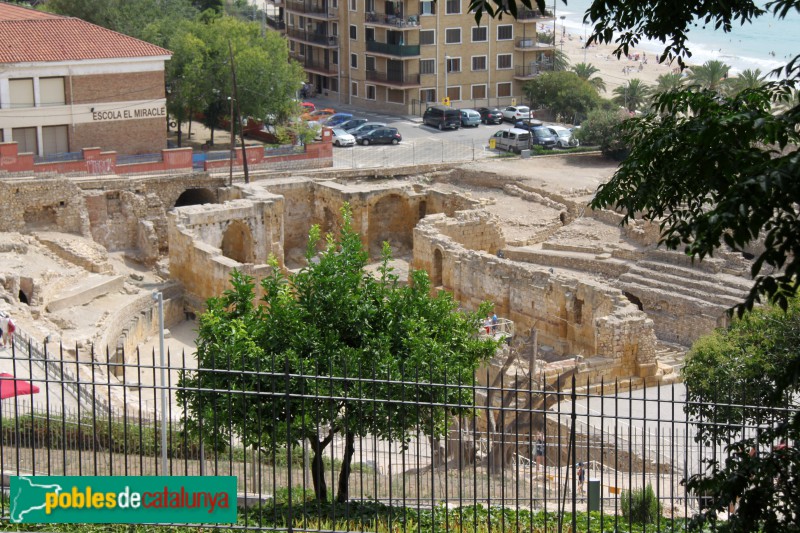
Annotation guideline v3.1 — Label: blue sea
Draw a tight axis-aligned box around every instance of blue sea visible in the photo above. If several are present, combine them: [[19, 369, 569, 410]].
[[550, 0, 800, 76]]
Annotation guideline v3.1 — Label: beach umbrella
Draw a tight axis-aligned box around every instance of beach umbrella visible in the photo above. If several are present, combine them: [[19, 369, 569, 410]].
[[0, 373, 39, 399]]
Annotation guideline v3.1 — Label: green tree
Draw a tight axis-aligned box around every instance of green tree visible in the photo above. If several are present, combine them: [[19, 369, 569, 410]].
[[612, 78, 651, 112], [573, 108, 630, 159], [523, 71, 601, 123], [572, 62, 607, 92], [687, 60, 731, 93], [552, 49, 570, 71], [178, 205, 497, 503], [654, 72, 684, 93], [727, 68, 766, 94], [682, 297, 800, 532]]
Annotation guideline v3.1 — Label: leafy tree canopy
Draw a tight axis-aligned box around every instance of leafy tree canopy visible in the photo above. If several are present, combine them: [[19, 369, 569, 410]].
[[523, 71, 601, 123], [179, 205, 497, 503], [573, 108, 630, 159]]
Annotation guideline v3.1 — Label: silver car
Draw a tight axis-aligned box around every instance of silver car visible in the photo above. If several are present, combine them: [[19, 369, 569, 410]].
[[547, 125, 579, 148]]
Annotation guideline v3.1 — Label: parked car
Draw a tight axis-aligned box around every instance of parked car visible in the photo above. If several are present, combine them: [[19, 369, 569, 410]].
[[340, 118, 368, 132], [302, 108, 335, 122], [422, 105, 461, 130], [502, 105, 531, 122], [488, 128, 531, 154], [321, 113, 353, 127], [514, 118, 544, 131], [300, 101, 315, 113], [529, 126, 558, 149], [476, 107, 503, 124], [348, 122, 386, 137], [331, 128, 356, 147], [356, 127, 402, 145], [460, 109, 481, 127], [547, 125, 579, 148]]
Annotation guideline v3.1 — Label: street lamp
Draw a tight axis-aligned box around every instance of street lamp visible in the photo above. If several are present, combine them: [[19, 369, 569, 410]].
[[151, 290, 168, 476], [444, 55, 451, 105]]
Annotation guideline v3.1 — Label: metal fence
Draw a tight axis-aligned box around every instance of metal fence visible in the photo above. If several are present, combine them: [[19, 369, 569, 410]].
[[0, 334, 789, 531], [333, 139, 494, 168]]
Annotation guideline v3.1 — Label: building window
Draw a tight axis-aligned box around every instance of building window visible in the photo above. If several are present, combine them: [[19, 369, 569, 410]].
[[446, 86, 461, 101], [420, 1, 435, 15], [472, 26, 487, 42], [352, 81, 359, 97], [332, 0, 338, 7], [446, 57, 461, 73], [329, 78, 339, 92], [497, 25, 513, 40], [40, 77, 66, 106], [387, 89, 404, 103], [366, 85, 376, 100], [350, 0, 356, 11], [365, 0, 375, 11], [497, 82, 512, 97], [471, 55, 487, 71], [12, 127, 37, 153], [350, 24, 357, 39], [445, 0, 460, 14], [332, 22, 338, 35], [420, 59, 436, 75], [298, 17, 305, 29], [420, 88, 436, 102], [471, 84, 487, 99], [42, 125, 68, 155], [288, 14, 295, 26], [9, 78, 34, 108], [366, 27, 375, 41], [332, 50, 339, 64], [290, 40, 296, 52], [497, 53, 512, 69], [366, 55, 376, 71], [299, 43, 306, 56], [351, 53, 358, 68], [445, 28, 461, 44], [420, 29, 435, 45]]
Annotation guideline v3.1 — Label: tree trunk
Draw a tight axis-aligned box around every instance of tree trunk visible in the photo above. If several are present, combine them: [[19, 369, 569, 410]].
[[177, 123, 183, 147], [309, 438, 328, 501], [335, 430, 356, 503]]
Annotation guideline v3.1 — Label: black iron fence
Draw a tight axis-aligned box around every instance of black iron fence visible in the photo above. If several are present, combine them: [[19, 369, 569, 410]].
[[0, 334, 790, 531]]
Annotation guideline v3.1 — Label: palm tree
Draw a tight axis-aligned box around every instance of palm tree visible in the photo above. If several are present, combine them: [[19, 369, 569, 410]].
[[613, 78, 652, 112], [572, 62, 607, 92], [655, 72, 684, 93], [552, 49, 570, 72], [687, 60, 731, 92], [728, 69, 765, 94]]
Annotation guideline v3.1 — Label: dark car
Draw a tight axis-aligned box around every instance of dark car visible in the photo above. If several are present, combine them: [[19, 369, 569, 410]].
[[477, 107, 503, 124], [356, 127, 402, 145], [340, 118, 368, 132], [529, 126, 557, 149], [514, 118, 544, 131]]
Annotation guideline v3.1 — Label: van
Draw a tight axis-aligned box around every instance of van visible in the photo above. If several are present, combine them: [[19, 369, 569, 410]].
[[423, 105, 461, 130], [489, 128, 531, 153]]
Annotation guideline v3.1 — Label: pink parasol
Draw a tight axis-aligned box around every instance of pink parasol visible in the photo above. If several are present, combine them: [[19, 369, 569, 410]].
[[0, 373, 40, 400]]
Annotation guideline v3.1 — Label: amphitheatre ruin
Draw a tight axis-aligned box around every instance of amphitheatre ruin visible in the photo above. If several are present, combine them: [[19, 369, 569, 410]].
[[0, 154, 757, 414]]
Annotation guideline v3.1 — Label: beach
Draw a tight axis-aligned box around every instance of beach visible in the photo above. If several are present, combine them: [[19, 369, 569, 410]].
[[558, 30, 681, 96]]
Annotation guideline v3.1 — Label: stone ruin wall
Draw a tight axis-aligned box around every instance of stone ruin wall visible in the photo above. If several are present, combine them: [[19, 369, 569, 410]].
[[0, 178, 90, 236], [413, 212, 657, 379]]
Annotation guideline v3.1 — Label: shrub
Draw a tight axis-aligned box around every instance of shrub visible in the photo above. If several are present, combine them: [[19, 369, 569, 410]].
[[621, 484, 661, 525]]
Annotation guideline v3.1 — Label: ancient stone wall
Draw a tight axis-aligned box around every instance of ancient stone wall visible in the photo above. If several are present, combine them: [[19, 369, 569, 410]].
[[0, 179, 90, 235]]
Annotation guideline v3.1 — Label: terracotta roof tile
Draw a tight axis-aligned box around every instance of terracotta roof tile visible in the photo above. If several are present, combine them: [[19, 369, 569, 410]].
[[0, 5, 171, 64], [0, 2, 61, 20]]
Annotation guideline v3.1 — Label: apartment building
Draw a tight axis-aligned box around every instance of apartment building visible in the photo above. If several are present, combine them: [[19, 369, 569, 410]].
[[278, 0, 556, 114]]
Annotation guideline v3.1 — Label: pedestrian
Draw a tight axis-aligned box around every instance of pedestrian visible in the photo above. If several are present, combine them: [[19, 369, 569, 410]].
[[491, 312, 498, 333], [535, 433, 546, 476], [484, 315, 492, 334], [0, 314, 12, 348], [577, 462, 586, 495]]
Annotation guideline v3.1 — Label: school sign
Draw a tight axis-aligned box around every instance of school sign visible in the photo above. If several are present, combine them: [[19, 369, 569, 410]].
[[10, 476, 237, 524]]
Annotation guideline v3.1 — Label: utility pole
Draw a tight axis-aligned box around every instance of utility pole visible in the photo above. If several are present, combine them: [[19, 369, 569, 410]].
[[228, 95, 235, 186]]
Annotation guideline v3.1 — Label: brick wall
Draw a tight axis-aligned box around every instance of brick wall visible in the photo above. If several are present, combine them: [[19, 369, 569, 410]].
[[71, 71, 165, 103]]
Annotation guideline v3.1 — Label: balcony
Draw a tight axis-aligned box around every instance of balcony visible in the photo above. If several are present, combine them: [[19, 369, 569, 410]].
[[514, 62, 553, 79], [364, 12, 420, 29], [514, 38, 556, 52], [292, 55, 339, 75], [365, 70, 421, 86], [286, 28, 339, 47], [517, 7, 555, 22], [285, 0, 337, 18], [365, 40, 420, 57], [266, 15, 286, 31]]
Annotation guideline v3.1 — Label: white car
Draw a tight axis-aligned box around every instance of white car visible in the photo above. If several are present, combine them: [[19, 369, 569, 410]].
[[502, 105, 531, 122], [547, 125, 579, 148], [332, 128, 356, 147]]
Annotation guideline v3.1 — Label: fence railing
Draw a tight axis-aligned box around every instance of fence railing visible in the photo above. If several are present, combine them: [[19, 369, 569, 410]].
[[0, 335, 792, 531]]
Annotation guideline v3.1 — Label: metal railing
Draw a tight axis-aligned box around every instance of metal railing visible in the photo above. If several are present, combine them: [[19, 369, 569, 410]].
[[1, 334, 792, 531], [33, 151, 83, 164], [286, 28, 339, 46], [364, 12, 420, 27], [366, 40, 420, 57], [365, 70, 421, 85]]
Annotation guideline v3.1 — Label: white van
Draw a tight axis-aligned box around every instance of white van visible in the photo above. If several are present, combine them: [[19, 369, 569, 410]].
[[489, 128, 531, 153]]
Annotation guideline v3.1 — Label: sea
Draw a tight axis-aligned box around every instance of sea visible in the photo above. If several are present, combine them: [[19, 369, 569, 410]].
[[548, 0, 800, 76]]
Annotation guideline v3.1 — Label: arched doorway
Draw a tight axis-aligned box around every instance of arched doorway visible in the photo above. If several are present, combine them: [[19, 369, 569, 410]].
[[432, 248, 443, 288], [221, 220, 254, 264], [175, 188, 217, 207]]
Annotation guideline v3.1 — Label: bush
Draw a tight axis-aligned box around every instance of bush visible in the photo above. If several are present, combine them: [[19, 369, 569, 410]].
[[621, 484, 661, 525]]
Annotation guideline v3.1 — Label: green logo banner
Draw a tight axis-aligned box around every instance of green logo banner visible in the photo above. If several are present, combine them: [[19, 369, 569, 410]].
[[10, 476, 237, 524]]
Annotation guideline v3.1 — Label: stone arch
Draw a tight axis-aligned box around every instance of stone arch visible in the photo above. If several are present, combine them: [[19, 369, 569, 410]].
[[221, 220, 254, 264], [623, 291, 644, 311], [174, 188, 217, 207], [432, 248, 443, 288], [368, 194, 414, 259]]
